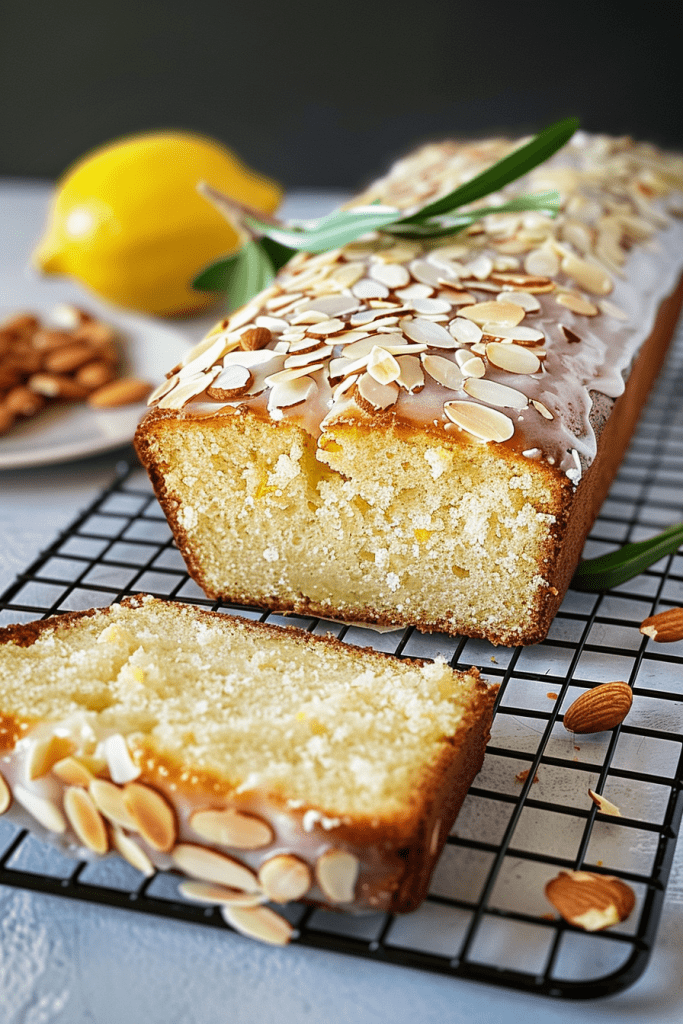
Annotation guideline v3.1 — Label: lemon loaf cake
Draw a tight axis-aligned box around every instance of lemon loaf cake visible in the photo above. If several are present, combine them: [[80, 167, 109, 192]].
[[135, 132, 683, 645], [0, 596, 496, 936]]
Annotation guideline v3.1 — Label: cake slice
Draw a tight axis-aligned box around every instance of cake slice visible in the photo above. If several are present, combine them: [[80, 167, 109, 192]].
[[0, 595, 495, 941]]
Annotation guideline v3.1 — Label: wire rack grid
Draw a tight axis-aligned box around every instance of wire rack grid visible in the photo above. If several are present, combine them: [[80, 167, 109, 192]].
[[1, 328, 682, 1001]]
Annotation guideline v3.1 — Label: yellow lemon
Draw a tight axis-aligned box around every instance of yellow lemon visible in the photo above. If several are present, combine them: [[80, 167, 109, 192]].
[[33, 131, 282, 316]]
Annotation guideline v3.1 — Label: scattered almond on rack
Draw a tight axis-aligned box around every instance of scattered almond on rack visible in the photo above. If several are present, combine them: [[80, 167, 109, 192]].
[[545, 870, 635, 931], [640, 607, 683, 643], [0, 305, 152, 435], [562, 681, 633, 734]]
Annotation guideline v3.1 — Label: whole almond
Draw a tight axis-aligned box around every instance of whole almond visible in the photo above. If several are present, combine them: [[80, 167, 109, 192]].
[[240, 327, 271, 351], [32, 329, 76, 352], [563, 681, 632, 734], [545, 870, 635, 931], [28, 372, 89, 400], [640, 607, 683, 643], [74, 322, 117, 347], [75, 360, 117, 390], [43, 342, 97, 374], [4, 386, 46, 418], [88, 378, 152, 408]]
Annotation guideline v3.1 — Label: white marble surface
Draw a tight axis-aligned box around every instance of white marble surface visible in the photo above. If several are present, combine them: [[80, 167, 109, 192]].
[[1, 182, 683, 1023]]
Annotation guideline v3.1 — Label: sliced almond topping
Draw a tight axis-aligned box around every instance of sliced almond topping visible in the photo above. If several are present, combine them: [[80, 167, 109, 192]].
[[599, 299, 628, 321], [111, 826, 156, 876], [123, 782, 177, 852], [444, 401, 515, 442], [369, 262, 410, 288], [400, 317, 456, 349], [289, 311, 328, 326], [284, 345, 333, 370], [190, 808, 274, 850], [532, 399, 554, 420], [395, 355, 425, 393], [265, 365, 323, 387], [482, 325, 545, 345], [395, 283, 434, 301], [588, 789, 622, 816], [221, 904, 293, 946], [315, 849, 359, 904], [258, 854, 312, 903], [352, 279, 389, 300], [457, 355, 486, 379], [225, 302, 262, 332], [303, 294, 360, 317], [545, 870, 635, 931], [421, 354, 464, 391], [52, 756, 96, 787], [524, 245, 561, 277], [268, 376, 317, 412], [179, 881, 264, 907], [172, 843, 261, 892], [448, 317, 482, 346], [561, 252, 613, 295], [496, 290, 540, 312], [103, 733, 141, 784], [64, 786, 109, 854], [367, 347, 401, 385], [342, 335, 424, 360], [485, 343, 541, 374], [350, 307, 408, 326], [147, 374, 180, 406], [639, 607, 683, 642], [255, 315, 289, 331], [157, 368, 220, 409], [178, 333, 239, 379], [306, 318, 345, 337], [409, 259, 447, 287], [206, 364, 253, 401], [0, 770, 11, 814], [89, 778, 138, 830], [458, 301, 526, 327], [410, 297, 452, 315], [556, 293, 599, 316], [355, 373, 399, 413], [223, 348, 282, 369], [14, 784, 67, 833], [438, 288, 476, 306], [463, 254, 493, 280], [329, 262, 366, 289], [561, 325, 582, 344], [463, 377, 528, 410], [26, 734, 76, 780]]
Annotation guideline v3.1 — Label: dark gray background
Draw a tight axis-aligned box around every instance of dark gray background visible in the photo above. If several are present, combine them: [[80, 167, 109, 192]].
[[2, 0, 681, 190]]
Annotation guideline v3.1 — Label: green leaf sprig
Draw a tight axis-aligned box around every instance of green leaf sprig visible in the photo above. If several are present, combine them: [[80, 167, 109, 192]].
[[571, 522, 683, 592], [193, 116, 580, 310]]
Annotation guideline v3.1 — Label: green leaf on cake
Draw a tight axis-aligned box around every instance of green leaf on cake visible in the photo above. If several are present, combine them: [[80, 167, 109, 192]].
[[571, 522, 683, 591], [193, 240, 277, 310]]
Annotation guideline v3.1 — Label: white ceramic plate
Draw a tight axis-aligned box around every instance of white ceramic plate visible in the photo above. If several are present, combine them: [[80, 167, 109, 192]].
[[0, 304, 190, 469]]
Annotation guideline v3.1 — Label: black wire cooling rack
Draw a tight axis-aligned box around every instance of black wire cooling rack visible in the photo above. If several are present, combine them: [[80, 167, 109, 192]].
[[1, 332, 682, 1001]]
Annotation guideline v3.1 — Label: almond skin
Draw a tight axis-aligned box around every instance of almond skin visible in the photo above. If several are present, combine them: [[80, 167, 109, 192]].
[[640, 607, 683, 643], [563, 681, 632, 734], [545, 870, 635, 931]]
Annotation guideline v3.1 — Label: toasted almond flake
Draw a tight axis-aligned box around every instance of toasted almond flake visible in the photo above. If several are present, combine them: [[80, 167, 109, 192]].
[[463, 255, 494, 280], [221, 904, 293, 946], [26, 734, 76, 780], [258, 854, 312, 903], [285, 336, 327, 355], [485, 343, 541, 374], [556, 292, 599, 316], [410, 297, 452, 315], [367, 346, 401, 385], [147, 374, 180, 406], [206, 364, 253, 401], [255, 315, 289, 332], [111, 826, 156, 876], [306, 318, 345, 337], [369, 262, 410, 288], [410, 258, 451, 287], [268, 376, 317, 411], [561, 252, 613, 295], [448, 318, 482, 346], [463, 377, 528, 409], [330, 262, 366, 288], [266, 292, 303, 310], [458, 356, 486, 378], [366, 316, 400, 330], [458, 301, 526, 327], [289, 311, 328, 326], [331, 374, 359, 400], [14, 784, 67, 833], [157, 368, 220, 409], [302, 295, 360, 317], [395, 355, 425, 393], [222, 349, 281, 369], [285, 345, 333, 370], [52, 756, 95, 787], [352, 279, 389, 300], [459, 279, 501, 293], [471, 342, 487, 355], [497, 290, 540, 312], [400, 317, 456, 349], [599, 299, 628, 320], [315, 849, 359, 903], [355, 373, 399, 413], [180, 881, 264, 907], [532, 399, 554, 420], [395, 283, 434, 301], [89, 778, 138, 829], [443, 401, 515, 442], [438, 288, 476, 306], [524, 245, 561, 277], [226, 302, 263, 332], [172, 843, 260, 892], [103, 734, 141, 784], [588, 789, 622, 816], [123, 782, 177, 852], [64, 786, 109, 854], [483, 325, 545, 345], [329, 356, 358, 380], [350, 307, 409, 326], [421, 354, 464, 391], [178, 332, 239, 378], [0, 771, 11, 814], [190, 808, 274, 850], [265, 364, 324, 387]]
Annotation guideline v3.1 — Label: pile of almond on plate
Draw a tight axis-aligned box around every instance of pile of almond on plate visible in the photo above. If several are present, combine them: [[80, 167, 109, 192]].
[[0, 305, 151, 435]]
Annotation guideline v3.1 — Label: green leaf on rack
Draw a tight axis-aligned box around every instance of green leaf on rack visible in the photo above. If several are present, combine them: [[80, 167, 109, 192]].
[[571, 522, 683, 592]]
